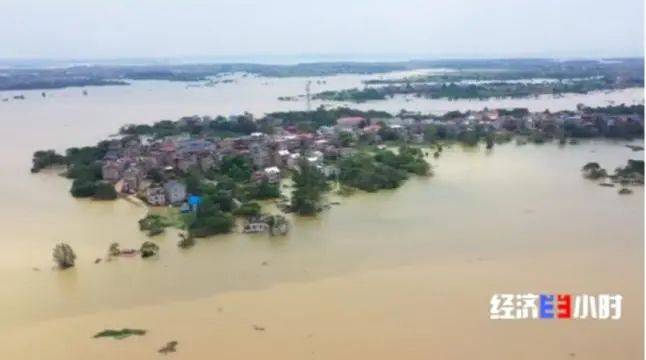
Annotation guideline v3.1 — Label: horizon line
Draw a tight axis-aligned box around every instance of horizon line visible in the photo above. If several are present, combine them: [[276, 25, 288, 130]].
[[0, 53, 643, 67]]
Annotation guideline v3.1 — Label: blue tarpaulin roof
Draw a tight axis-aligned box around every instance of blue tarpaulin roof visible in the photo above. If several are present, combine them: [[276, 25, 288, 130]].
[[188, 195, 202, 207]]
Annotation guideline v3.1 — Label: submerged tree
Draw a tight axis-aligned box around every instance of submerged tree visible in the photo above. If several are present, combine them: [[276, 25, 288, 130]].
[[582, 162, 608, 179], [177, 233, 195, 249], [93, 182, 118, 200], [31, 150, 66, 173], [485, 134, 495, 149], [52, 243, 76, 269], [138, 214, 169, 236], [108, 242, 121, 257], [612, 159, 644, 185], [290, 160, 329, 215], [140, 241, 160, 258], [267, 215, 289, 236]]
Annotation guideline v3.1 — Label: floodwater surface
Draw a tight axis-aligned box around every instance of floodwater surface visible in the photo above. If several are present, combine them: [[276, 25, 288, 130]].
[[0, 73, 643, 359]]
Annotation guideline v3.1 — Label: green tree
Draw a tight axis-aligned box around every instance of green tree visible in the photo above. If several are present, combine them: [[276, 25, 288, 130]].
[[184, 169, 203, 194], [93, 182, 117, 200], [138, 214, 171, 236], [140, 241, 159, 258], [247, 180, 281, 199], [178, 233, 195, 248], [53, 243, 76, 269], [221, 155, 252, 182], [290, 160, 329, 215], [582, 162, 608, 179], [189, 210, 234, 237], [485, 134, 495, 149], [423, 125, 438, 143], [338, 131, 354, 146], [233, 202, 262, 217], [31, 150, 66, 173], [108, 242, 121, 257], [70, 178, 97, 198]]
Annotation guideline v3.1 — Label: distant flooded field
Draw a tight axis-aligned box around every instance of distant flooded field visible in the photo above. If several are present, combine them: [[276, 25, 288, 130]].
[[0, 73, 643, 359]]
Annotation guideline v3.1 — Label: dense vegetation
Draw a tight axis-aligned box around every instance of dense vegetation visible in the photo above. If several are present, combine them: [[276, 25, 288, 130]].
[[30, 141, 123, 200], [290, 160, 330, 215], [31, 150, 66, 172], [314, 76, 641, 102], [245, 180, 281, 199], [3, 58, 642, 91], [120, 115, 259, 138], [582, 162, 608, 179], [120, 107, 392, 138], [183, 180, 236, 237], [0, 77, 127, 91], [313, 88, 386, 102], [232, 202, 262, 217], [582, 160, 644, 185], [338, 147, 430, 192], [139, 214, 173, 236], [308, 59, 644, 102], [615, 160, 644, 177], [65, 145, 109, 198], [265, 107, 391, 132], [140, 241, 160, 258], [582, 104, 644, 115]]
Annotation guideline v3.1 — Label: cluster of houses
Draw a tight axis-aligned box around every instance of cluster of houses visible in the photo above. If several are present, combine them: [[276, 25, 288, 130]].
[[457, 108, 645, 135], [100, 108, 643, 208], [100, 116, 366, 207], [361, 108, 644, 140]]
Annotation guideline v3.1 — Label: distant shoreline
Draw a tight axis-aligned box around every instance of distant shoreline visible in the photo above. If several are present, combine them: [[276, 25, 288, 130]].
[[1, 58, 643, 92]]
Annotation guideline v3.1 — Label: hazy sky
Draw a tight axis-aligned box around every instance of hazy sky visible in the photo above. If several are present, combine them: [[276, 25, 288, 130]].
[[0, 0, 643, 60]]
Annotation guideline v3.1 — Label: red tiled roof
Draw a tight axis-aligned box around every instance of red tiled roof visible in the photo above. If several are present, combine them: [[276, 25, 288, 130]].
[[337, 116, 365, 127]]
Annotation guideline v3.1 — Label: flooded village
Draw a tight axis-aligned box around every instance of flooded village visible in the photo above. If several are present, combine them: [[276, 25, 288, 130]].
[[30, 102, 644, 252], [1, 0, 645, 356], [1, 63, 643, 360]]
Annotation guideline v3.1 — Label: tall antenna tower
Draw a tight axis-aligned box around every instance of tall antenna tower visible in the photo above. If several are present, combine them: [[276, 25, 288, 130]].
[[305, 80, 312, 112]]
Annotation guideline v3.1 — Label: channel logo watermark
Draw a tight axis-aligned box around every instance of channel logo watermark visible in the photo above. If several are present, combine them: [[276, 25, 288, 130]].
[[489, 294, 622, 320]]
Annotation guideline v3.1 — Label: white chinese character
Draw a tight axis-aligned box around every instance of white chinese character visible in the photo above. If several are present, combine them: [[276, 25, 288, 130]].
[[609, 294, 622, 320], [490, 294, 516, 320], [573, 295, 586, 319], [573, 294, 598, 319], [598, 294, 611, 319], [515, 293, 539, 319]]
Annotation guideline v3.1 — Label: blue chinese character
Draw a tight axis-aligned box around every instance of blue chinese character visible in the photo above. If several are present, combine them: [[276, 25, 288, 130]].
[[540, 294, 554, 319]]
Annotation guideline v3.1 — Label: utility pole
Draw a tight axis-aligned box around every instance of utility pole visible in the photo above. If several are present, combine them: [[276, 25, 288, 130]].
[[305, 80, 312, 112]]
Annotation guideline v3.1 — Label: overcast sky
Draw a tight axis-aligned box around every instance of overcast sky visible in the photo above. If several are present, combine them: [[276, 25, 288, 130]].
[[0, 0, 643, 61]]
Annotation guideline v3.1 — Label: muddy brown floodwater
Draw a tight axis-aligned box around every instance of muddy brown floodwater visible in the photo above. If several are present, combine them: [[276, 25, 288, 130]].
[[0, 74, 643, 359]]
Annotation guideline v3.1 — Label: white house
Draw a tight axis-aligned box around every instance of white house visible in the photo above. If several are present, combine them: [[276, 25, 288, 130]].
[[243, 222, 269, 233], [146, 186, 167, 206], [264, 166, 281, 183], [287, 153, 301, 170], [164, 180, 187, 204]]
